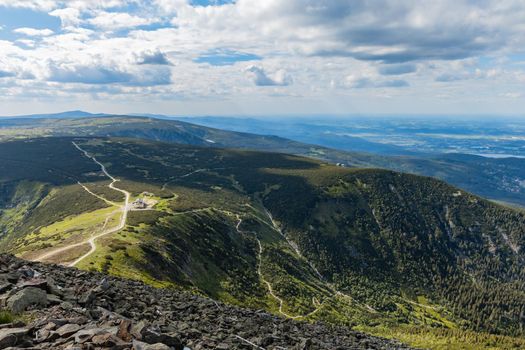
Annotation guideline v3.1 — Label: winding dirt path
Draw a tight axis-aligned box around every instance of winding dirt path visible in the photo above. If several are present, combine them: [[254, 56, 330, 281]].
[[235, 216, 323, 319], [32, 142, 130, 267], [68, 142, 130, 267]]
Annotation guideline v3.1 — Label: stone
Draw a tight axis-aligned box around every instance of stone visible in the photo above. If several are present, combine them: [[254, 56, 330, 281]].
[[56, 323, 81, 338], [130, 320, 149, 340], [293, 338, 313, 350], [143, 329, 183, 348], [0, 254, 416, 350], [4, 272, 21, 283], [74, 328, 107, 344], [0, 327, 29, 348], [133, 340, 172, 350], [7, 287, 48, 313], [19, 266, 37, 278], [92, 332, 127, 347], [78, 289, 96, 306], [145, 343, 172, 350], [18, 278, 48, 290], [46, 293, 62, 305], [45, 276, 64, 296], [0, 282, 12, 294], [117, 319, 133, 342]]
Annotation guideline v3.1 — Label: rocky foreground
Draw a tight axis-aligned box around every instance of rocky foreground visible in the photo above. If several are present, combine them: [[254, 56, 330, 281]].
[[0, 254, 413, 349]]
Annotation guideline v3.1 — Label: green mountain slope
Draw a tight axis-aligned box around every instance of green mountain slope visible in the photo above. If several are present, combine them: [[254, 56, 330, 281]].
[[0, 137, 524, 349], [0, 115, 524, 207]]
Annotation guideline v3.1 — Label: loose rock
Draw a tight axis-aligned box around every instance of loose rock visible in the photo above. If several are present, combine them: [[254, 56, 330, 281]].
[[0, 254, 415, 350]]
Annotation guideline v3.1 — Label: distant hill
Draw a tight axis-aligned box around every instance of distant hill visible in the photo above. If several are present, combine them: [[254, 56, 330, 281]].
[[0, 110, 105, 119], [0, 137, 524, 350], [0, 114, 523, 207], [176, 115, 424, 156]]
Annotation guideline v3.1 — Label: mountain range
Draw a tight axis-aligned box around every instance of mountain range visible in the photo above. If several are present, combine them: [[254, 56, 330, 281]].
[[0, 112, 524, 207], [0, 114, 524, 349]]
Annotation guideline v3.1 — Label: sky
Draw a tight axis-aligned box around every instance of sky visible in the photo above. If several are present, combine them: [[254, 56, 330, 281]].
[[0, 0, 524, 117]]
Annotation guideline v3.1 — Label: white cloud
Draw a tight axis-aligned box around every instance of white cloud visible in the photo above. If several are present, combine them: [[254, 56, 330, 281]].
[[49, 7, 82, 28], [136, 50, 171, 65], [0, 0, 58, 11], [47, 62, 172, 86], [13, 27, 54, 36], [87, 11, 157, 30], [246, 65, 292, 86], [0, 0, 524, 115]]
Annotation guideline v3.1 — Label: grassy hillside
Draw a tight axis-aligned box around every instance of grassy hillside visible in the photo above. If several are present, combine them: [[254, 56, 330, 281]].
[[0, 115, 524, 207], [1, 137, 525, 349]]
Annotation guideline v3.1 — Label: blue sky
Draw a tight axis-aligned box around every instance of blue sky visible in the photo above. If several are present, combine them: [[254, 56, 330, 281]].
[[0, 0, 524, 117]]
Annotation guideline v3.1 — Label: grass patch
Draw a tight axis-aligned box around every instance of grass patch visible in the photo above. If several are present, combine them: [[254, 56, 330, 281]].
[[0, 310, 14, 324]]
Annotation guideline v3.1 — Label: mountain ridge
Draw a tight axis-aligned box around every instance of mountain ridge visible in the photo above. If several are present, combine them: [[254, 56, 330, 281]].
[[1, 136, 524, 349], [0, 114, 523, 207]]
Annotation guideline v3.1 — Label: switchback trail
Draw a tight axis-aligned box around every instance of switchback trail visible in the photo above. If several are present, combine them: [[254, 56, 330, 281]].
[[258, 206, 377, 313], [32, 142, 130, 267], [69, 142, 130, 267], [235, 216, 323, 319]]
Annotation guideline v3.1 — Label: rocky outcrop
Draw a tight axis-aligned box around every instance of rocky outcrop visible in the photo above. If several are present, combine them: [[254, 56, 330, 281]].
[[0, 254, 414, 349]]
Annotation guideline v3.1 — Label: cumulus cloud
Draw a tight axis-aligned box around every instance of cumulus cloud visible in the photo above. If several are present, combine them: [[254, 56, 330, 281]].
[[0, 0, 524, 114], [0, 0, 129, 11], [182, 1, 525, 64], [137, 51, 171, 65], [246, 65, 291, 86], [48, 64, 172, 86], [0, 0, 58, 11], [49, 7, 82, 28], [87, 11, 156, 30], [13, 27, 54, 36]]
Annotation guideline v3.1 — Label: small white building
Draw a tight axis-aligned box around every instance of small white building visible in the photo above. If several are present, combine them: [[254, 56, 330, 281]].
[[132, 198, 148, 209]]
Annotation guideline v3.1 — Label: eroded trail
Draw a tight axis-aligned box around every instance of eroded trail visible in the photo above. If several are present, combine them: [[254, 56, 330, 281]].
[[261, 207, 377, 313], [32, 142, 130, 267], [235, 216, 323, 319]]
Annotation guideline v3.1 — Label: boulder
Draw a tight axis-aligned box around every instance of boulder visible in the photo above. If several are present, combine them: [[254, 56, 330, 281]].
[[7, 287, 47, 313], [0, 327, 29, 348]]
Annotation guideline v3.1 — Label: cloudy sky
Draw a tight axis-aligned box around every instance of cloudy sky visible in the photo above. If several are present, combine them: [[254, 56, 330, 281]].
[[0, 0, 524, 116]]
